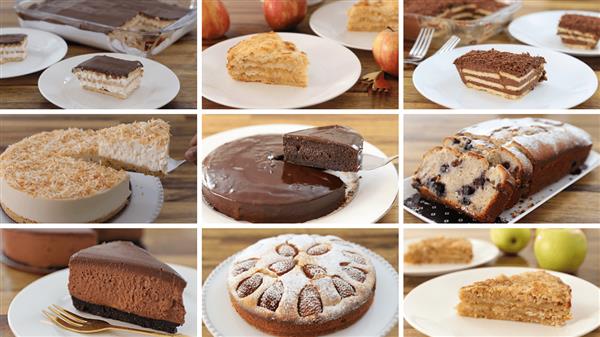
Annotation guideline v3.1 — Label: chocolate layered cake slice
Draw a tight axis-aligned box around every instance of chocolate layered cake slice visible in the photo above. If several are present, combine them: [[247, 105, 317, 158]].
[[558, 14, 600, 50], [454, 49, 547, 99], [283, 125, 363, 172], [72, 55, 143, 99], [457, 271, 572, 326], [68, 241, 186, 333], [0, 34, 27, 64]]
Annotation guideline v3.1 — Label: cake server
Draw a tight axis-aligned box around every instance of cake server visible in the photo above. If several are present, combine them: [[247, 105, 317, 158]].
[[361, 153, 398, 171], [167, 158, 186, 173]]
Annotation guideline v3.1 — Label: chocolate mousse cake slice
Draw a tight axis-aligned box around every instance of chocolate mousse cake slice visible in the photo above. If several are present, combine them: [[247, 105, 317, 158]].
[[454, 49, 547, 99], [557, 14, 600, 50], [0, 34, 27, 64], [283, 125, 364, 172], [72, 55, 143, 99], [68, 241, 186, 333]]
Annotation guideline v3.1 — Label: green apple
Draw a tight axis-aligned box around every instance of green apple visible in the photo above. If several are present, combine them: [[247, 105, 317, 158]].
[[534, 229, 587, 273], [490, 228, 531, 254]]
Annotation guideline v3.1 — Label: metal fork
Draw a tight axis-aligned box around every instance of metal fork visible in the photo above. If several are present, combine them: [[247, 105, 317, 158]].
[[361, 153, 398, 171], [405, 27, 435, 63], [43, 305, 182, 336], [405, 35, 461, 65]]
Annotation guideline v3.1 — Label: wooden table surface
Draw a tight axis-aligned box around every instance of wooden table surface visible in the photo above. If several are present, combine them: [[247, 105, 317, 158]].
[[403, 228, 600, 337], [0, 1, 197, 109], [0, 228, 197, 337], [202, 228, 399, 337], [0, 114, 198, 223], [403, 114, 600, 223], [202, 0, 399, 109], [202, 114, 399, 223], [403, 0, 600, 109]]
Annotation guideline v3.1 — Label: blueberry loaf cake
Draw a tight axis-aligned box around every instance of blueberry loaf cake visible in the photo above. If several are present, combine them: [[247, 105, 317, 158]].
[[227, 234, 375, 336], [413, 118, 592, 222]]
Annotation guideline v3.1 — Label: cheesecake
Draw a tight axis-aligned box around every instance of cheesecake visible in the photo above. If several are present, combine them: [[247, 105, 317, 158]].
[[68, 241, 186, 333], [0, 34, 27, 64], [0, 119, 170, 223]]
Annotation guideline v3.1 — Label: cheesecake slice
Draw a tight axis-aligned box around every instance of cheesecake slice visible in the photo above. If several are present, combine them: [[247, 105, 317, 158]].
[[0, 34, 27, 64], [454, 49, 547, 99], [72, 55, 144, 99], [96, 119, 170, 176], [226, 32, 309, 87], [404, 237, 473, 264], [347, 0, 399, 32], [457, 271, 572, 326], [283, 125, 364, 172], [557, 14, 600, 50], [68, 241, 187, 333]]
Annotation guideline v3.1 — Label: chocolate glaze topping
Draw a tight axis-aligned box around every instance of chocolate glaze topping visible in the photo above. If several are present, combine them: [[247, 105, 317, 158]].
[[285, 125, 363, 151], [29, 0, 191, 29], [203, 135, 346, 223], [559, 14, 600, 37], [69, 241, 185, 285], [0, 34, 27, 45], [73, 55, 143, 77], [454, 49, 546, 77]]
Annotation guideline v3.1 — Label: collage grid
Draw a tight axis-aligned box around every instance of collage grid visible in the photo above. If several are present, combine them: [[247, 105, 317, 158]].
[[1, 1, 599, 337]]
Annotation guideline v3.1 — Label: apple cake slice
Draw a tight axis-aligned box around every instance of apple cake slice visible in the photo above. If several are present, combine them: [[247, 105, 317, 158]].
[[404, 237, 473, 264], [347, 0, 399, 32], [457, 271, 572, 326], [226, 32, 308, 87]]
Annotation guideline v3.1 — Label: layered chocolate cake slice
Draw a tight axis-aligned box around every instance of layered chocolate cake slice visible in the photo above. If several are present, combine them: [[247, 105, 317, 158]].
[[454, 49, 547, 99], [72, 55, 144, 99], [283, 125, 363, 172], [0, 34, 27, 64], [68, 241, 186, 333], [557, 14, 600, 50]]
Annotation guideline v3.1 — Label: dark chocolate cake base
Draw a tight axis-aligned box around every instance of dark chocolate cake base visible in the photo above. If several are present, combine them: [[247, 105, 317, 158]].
[[71, 296, 180, 333]]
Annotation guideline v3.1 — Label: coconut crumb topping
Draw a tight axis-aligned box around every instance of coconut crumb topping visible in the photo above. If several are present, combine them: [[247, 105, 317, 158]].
[[0, 120, 168, 199], [98, 119, 170, 147]]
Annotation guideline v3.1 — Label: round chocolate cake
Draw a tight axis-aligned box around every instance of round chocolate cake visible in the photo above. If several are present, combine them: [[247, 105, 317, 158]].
[[202, 135, 346, 223]]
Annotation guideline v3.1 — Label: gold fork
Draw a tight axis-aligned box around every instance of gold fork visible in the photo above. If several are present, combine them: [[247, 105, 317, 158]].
[[42, 305, 186, 337]]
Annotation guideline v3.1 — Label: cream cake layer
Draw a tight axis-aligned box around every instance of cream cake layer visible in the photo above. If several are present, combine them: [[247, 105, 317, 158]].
[[0, 34, 27, 64]]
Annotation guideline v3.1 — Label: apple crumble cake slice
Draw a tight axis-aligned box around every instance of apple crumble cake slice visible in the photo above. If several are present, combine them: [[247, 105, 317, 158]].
[[226, 32, 308, 87], [347, 0, 399, 32], [404, 237, 473, 264], [457, 271, 572, 326]]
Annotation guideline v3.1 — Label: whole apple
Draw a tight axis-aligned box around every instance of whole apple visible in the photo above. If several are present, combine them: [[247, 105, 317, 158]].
[[535, 229, 587, 273], [263, 0, 307, 31], [490, 228, 531, 254], [202, 0, 230, 40], [373, 27, 399, 77]]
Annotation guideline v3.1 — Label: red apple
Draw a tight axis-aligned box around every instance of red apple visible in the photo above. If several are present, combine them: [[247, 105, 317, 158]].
[[263, 0, 307, 31], [373, 27, 399, 77], [202, 0, 230, 40]]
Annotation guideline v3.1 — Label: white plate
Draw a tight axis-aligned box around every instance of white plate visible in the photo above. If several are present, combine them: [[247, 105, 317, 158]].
[[0, 27, 67, 79], [0, 172, 164, 224], [8, 264, 197, 337], [404, 267, 600, 337], [38, 53, 180, 109], [404, 150, 600, 224], [404, 238, 500, 277], [509, 10, 600, 57], [203, 241, 398, 337], [308, 0, 323, 5], [202, 33, 361, 109], [201, 124, 399, 224], [412, 44, 598, 109], [310, 0, 378, 50]]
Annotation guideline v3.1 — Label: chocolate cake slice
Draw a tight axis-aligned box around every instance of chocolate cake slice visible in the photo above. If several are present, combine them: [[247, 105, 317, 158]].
[[72, 55, 144, 99], [283, 125, 364, 172], [68, 241, 186, 333], [557, 14, 600, 50]]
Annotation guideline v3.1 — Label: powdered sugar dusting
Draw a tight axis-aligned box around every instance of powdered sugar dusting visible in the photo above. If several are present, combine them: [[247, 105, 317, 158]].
[[269, 259, 296, 275], [237, 274, 263, 298], [258, 280, 284, 311], [298, 284, 322, 317]]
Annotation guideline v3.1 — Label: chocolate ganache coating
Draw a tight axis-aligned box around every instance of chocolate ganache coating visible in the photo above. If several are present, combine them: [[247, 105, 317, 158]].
[[202, 135, 346, 223]]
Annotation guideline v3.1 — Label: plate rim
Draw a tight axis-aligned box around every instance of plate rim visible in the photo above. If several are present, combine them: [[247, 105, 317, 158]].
[[201, 32, 362, 109], [202, 240, 399, 337]]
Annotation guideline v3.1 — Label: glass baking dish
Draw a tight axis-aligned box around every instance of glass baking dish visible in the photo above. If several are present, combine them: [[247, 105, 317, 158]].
[[14, 0, 197, 57], [404, 0, 522, 47]]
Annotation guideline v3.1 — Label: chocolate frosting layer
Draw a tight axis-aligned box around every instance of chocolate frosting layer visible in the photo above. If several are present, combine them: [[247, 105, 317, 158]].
[[69, 241, 185, 285], [0, 34, 27, 45], [405, 0, 506, 17], [454, 49, 546, 77], [73, 55, 143, 77], [203, 135, 346, 223], [559, 14, 600, 37], [285, 125, 363, 151], [29, 0, 191, 28]]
